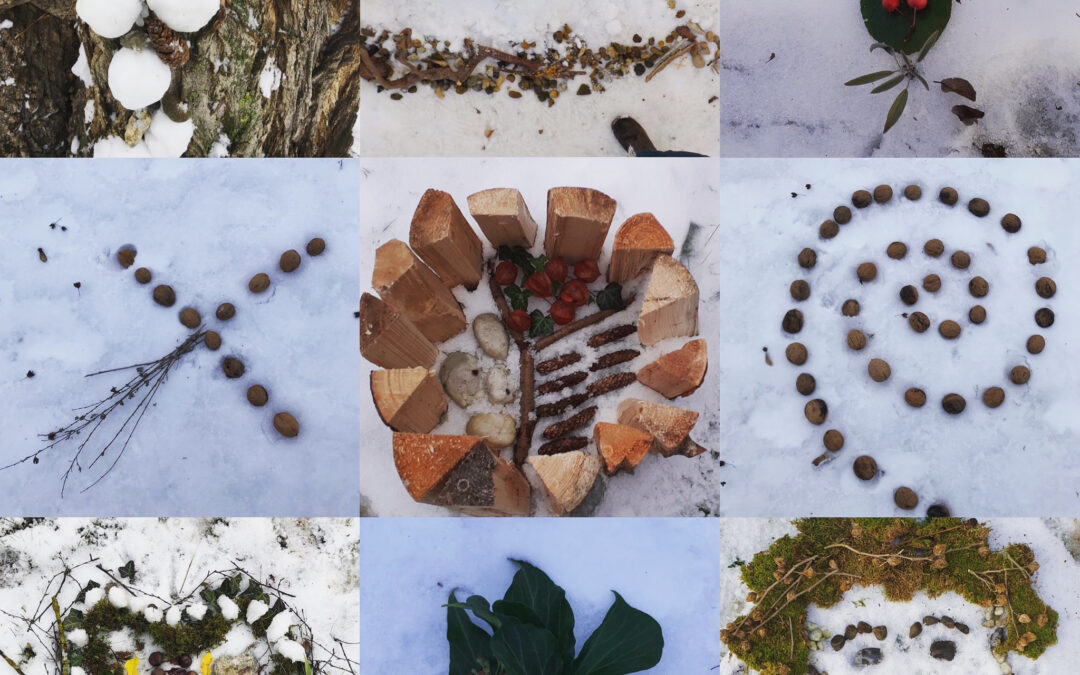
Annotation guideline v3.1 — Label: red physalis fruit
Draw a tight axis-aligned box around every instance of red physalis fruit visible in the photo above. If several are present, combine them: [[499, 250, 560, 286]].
[[524, 271, 554, 297], [573, 259, 601, 283], [507, 309, 532, 332], [544, 257, 569, 283], [494, 260, 518, 285], [559, 279, 589, 307], [906, 0, 927, 9], [882, 0, 899, 11], [550, 300, 576, 325]]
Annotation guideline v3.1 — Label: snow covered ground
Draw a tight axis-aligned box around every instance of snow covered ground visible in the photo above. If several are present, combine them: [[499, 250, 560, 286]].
[[710, 158, 1080, 517], [0, 160, 361, 516], [720, 1, 1080, 157], [358, 517, 720, 673], [357, 157, 725, 516], [357, 0, 720, 157], [718, 518, 1080, 674], [0, 517, 359, 674]]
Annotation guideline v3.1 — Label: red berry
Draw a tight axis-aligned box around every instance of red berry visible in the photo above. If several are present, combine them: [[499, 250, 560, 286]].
[[573, 259, 601, 283], [507, 309, 531, 333], [550, 300, 576, 325], [544, 257, 568, 284], [493, 260, 518, 286], [906, 0, 927, 8], [524, 271, 554, 298], [559, 279, 589, 307], [882, 0, 899, 10]]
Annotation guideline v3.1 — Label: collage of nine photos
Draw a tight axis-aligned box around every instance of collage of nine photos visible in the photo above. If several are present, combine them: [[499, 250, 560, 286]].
[[1, 0, 1078, 673]]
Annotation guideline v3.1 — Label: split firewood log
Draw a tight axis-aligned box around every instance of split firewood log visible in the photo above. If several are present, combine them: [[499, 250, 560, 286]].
[[358, 293, 438, 369], [527, 451, 601, 515], [372, 239, 466, 343], [371, 367, 447, 433], [637, 338, 708, 399], [544, 187, 617, 262], [393, 433, 530, 516], [409, 189, 485, 290], [594, 422, 654, 476], [607, 213, 675, 283], [616, 398, 706, 458], [638, 254, 699, 346], [466, 187, 539, 248]]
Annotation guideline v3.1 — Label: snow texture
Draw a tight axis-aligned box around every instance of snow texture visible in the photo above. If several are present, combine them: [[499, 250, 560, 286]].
[[718, 518, 1080, 674], [165, 604, 182, 626], [75, 0, 143, 39], [720, 1, 1080, 157], [107, 47, 173, 110], [0, 160, 360, 516], [259, 58, 283, 99], [185, 602, 207, 621], [72, 46, 94, 89], [358, 517, 720, 674], [356, 0, 719, 157], [246, 598, 269, 624], [358, 157, 724, 516], [275, 638, 306, 662], [147, 0, 220, 33], [710, 158, 1079, 517], [266, 610, 297, 643], [143, 109, 195, 157], [0, 518, 359, 673]]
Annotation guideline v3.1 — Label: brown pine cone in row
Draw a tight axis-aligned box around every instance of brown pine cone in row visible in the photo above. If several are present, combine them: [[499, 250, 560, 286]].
[[537, 371, 588, 396], [586, 372, 637, 398], [146, 16, 190, 68], [543, 406, 598, 440], [537, 353, 583, 374], [587, 324, 637, 348], [536, 393, 589, 418], [537, 437, 589, 456], [589, 349, 641, 372]]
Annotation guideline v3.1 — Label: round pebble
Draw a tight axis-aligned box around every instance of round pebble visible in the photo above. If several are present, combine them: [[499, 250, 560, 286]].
[[796, 373, 816, 396], [1001, 213, 1021, 233], [820, 220, 839, 239], [824, 429, 844, 452], [951, 250, 971, 269], [1026, 335, 1045, 354], [1010, 366, 1031, 385], [1035, 277, 1056, 299], [969, 276, 989, 298], [791, 280, 811, 301], [887, 242, 908, 259], [904, 185, 922, 200], [969, 305, 986, 324], [873, 185, 893, 204], [939, 320, 962, 340], [923, 274, 942, 292], [1035, 308, 1055, 328], [854, 455, 878, 480], [1027, 247, 1047, 265], [842, 299, 861, 317], [834, 205, 852, 224], [868, 358, 891, 382], [852, 190, 873, 208], [942, 393, 967, 415], [900, 285, 919, 305], [905, 387, 927, 407], [983, 387, 1005, 408], [939, 187, 959, 205], [134, 267, 152, 284], [783, 309, 804, 334], [847, 329, 867, 351], [786, 342, 808, 365], [805, 399, 828, 425], [798, 248, 817, 269], [968, 198, 991, 217], [857, 262, 877, 283], [908, 312, 931, 333]]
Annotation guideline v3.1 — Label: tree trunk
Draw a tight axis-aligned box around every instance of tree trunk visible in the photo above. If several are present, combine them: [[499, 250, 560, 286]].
[[0, 0, 359, 157]]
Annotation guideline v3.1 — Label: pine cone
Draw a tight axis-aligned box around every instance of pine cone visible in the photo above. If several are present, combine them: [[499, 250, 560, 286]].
[[146, 16, 190, 67], [587, 324, 636, 348], [542, 406, 598, 440], [537, 371, 587, 395], [536, 393, 588, 419], [589, 349, 640, 372], [536, 352, 582, 375], [585, 372, 637, 398], [537, 437, 589, 456]]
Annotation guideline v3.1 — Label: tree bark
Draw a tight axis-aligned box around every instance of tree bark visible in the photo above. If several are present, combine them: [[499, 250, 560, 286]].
[[0, 0, 359, 157]]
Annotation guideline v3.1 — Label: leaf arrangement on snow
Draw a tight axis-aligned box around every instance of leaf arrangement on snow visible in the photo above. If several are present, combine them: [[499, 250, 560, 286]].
[[446, 559, 664, 675], [363, 186, 714, 516], [782, 184, 1057, 512], [721, 518, 1058, 675]]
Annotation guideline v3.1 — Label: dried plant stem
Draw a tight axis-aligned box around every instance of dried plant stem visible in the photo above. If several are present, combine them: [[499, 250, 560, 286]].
[[0, 648, 28, 675], [514, 346, 535, 466], [51, 597, 68, 675], [645, 40, 694, 82]]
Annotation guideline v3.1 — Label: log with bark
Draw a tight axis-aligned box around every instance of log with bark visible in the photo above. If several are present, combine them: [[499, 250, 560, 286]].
[[616, 398, 706, 458], [371, 367, 446, 433], [0, 0, 359, 157]]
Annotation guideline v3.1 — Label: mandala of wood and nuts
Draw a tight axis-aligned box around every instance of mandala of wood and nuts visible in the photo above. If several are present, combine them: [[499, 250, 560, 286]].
[[361, 187, 708, 516], [783, 184, 1057, 512]]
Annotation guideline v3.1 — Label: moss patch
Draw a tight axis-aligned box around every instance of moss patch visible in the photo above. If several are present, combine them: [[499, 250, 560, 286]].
[[721, 519, 1058, 674]]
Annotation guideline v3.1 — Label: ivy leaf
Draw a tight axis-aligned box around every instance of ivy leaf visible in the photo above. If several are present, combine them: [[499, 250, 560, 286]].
[[447, 591, 495, 675], [75, 581, 100, 605], [530, 310, 555, 338], [883, 88, 909, 134], [504, 284, 531, 311], [844, 70, 897, 86], [499, 245, 537, 279], [939, 77, 977, 101], [532, 255, 549, 274], [490, 615, 564, 675], [951, 104, 985, 126], [572, 592, 664, 675], [118, 560, 136, 581], [870, 73, 906, 94], [501, 559, 576, 664], [594, 284, 625, 311]]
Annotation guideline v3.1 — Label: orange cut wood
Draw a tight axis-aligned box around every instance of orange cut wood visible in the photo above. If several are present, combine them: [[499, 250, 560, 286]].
[[594, 422, 655, 476], [358, 293, 439, 369], [466, 188, 539, 248], [616, 398, 705, 458], [637, 338, 708, 399], [409, 189, 485, 290], [638, 255, 699, 346], [607, 213, 675, 283], [544, 187, 617, 262], [528, 451, 601, 515], [372, 239, 466, 343]]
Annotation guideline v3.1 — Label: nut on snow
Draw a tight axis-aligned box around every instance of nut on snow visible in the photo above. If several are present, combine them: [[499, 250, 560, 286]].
[[273, 412, 300, 438], [472, 313, 510, 360], [247, 384, 268, 407], [153, 284, 176, 307], [249, 273, 271, 293], [440, 352, 484, 408], [147, 0, 221, 33], [221, 356, 245, 379], [117, 248, 136, 268], [466, 413, 516, 448], [108, 47, 173, 110], [76, 0, 142, 38], [178, 307, 201, 328], [279, 250, 302, 273], [204, 330, 222, 351], [306, 237, 326, 256]]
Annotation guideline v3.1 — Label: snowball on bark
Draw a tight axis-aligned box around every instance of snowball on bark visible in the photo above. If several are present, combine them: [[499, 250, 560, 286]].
[[144, 109, 194, 157], [275, 638, 306, 663], [68, 629, 89, 647], [107, 586, 129, 608], [108, 48, 173, 110], [165, 605, 182, 627], [245, 599, 269, 624], [265, 610, 296, 643], [217, 595, 240, 621], [147, 0, 220, 32], [75, 0, 143, 39]]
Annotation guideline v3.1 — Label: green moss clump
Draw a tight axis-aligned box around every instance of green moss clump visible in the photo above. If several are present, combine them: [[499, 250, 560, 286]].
[[722, 519, 1058, 674]]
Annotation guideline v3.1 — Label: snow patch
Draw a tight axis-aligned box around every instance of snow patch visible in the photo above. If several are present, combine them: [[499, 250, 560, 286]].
[[245, 599, 269, 624], [71, 45, 93, 88], [275, 638, 306, 663], [143, 109, 193, 157], [165, 605, 182, 627], [258, 58, 283, 98], [185, 603, 207, 621], [67, 628, 88, 647], [265, 610, 296, 643], [217, 595, 239, 621]]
